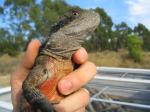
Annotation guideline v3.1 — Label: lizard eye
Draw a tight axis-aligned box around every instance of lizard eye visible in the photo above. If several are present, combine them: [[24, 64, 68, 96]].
[[73, 12, 79, 16], [72, 9, 80, 16]]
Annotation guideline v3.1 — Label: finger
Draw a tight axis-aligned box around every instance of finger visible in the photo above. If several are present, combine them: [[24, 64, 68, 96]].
[[74, 107, 86, 112], [11, 67, 28, 108], [58, 61, 96, 95], [21, 39, 41, 69], [11, 39, 41, 80], [54, 88, 90, 112], [11, 39, 41, 108], [72, 47, 88, 64]]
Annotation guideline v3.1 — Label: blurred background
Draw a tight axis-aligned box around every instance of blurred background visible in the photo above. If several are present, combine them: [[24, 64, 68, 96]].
[[0, 0, 150, 86]]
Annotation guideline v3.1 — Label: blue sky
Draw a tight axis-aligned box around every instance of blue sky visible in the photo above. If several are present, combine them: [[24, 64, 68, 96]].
[[66, 0, 129, 25], [66, 0, 150, 29], [0, 0, 150, 29]]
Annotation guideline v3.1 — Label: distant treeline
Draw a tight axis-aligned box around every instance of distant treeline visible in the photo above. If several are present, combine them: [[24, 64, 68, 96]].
[[0, 0, 150, 61]]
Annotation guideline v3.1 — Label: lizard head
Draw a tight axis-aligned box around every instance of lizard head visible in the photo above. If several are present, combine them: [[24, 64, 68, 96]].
[[60, 9, 100, 38], [50, 8, 100, 37], [43, 9, 100, 58]]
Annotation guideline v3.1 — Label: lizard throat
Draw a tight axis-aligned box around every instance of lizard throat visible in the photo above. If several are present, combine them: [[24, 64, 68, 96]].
[[39, 46, 81, 59]]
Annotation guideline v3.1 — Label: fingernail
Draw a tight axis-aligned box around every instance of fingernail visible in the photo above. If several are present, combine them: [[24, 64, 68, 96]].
[[59, 78, 72, 94]]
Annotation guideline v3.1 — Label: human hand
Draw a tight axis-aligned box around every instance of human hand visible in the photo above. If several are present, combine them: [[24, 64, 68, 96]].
[[11, 39, 96, 112]]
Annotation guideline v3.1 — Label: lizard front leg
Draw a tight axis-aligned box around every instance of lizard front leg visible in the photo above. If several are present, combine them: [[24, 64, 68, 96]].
[[22, 64, 55, 112]]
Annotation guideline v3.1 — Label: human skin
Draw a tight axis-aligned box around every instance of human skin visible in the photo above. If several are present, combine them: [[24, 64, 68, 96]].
[[11, 39, 96, 112]]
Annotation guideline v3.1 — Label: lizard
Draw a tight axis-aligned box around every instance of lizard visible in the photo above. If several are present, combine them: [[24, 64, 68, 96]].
[[20, 9, 100, 112]]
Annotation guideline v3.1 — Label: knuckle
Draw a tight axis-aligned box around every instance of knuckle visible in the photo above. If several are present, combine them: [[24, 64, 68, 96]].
[[81, 88, 90, 105], [54, 104, 67, 112], [87, 61, 96, 68], [83, 88, 90, 96], [86, 61, 96, 74]]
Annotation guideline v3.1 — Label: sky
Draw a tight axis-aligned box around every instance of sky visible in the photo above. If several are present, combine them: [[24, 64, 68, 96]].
[[0, 0, 150, 29], [65, 0, 150, 29]]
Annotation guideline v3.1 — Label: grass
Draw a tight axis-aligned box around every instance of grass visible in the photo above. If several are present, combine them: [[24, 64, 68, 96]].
[[0, 75, 11, 87], [0, 54, 23, 87], [0, 50, 150, 86], [89, 49, 150, 69]]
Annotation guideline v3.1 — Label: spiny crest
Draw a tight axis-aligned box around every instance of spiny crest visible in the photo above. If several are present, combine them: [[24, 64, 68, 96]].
[[49, 8, 82, 35]]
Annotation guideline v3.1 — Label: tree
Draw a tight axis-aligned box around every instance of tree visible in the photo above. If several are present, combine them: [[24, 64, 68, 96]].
[[0, 28, 20, 56], [1, 0, 149, 54], [96, 8, 113, 51], [1, 0, 73, 52], [114, 22, 132, 51], [134, 23, 150, 51], [127, 35, 143, 62]]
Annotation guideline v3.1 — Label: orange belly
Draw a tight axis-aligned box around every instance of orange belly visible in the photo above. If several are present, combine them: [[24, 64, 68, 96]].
[[38, 57, 73, 104], [38, 76, 64, 104]]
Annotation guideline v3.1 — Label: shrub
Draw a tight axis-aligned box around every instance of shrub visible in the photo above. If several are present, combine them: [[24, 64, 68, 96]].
[[127, 35, 143, 62]]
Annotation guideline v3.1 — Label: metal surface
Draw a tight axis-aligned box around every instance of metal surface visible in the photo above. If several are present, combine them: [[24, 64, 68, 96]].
[[87, 67, 150, 111], [0, 87, 12, 112], [0, 87, 11, 94], [94, 76, 150, 84], [91, 98, 150, 109], [0, 101, 13, 110], [97, 67, 150, 74]]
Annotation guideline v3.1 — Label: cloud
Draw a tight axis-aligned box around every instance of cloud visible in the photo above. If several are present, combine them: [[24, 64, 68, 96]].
[[126, 0, 150, 29]]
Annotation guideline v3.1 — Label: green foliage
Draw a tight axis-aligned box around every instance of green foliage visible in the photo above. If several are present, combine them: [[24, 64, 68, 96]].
[[0, 6, 3, 14], [134, 23, 150, 51], [0, 0, 150, 58], [0, 39, 20, 57], [0, 28, 21, 56], [0, 40, 19, 56], [127, 35, 143, 62], [0, 0, 73, 56], [114, 22, 132, 50]]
